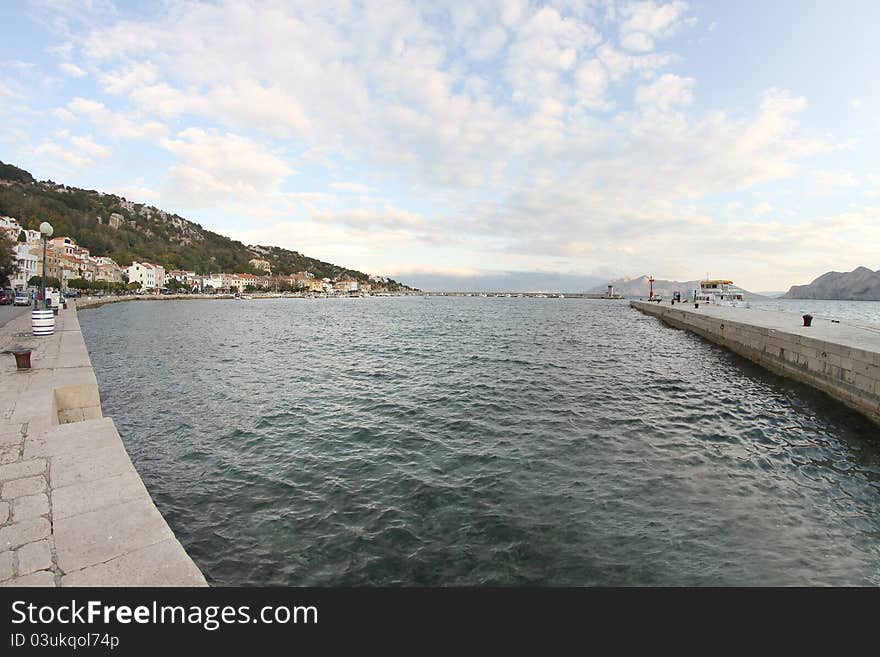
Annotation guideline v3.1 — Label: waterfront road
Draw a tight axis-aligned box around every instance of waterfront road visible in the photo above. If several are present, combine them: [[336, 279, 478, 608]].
[[0, 303, 29, 328]]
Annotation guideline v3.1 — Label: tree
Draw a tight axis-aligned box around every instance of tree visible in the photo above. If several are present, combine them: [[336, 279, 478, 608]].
[[28, 275, 61, 289], [126, 281, 141, 292], [67, 278, 91, 290], [0, 231, 16, 287]]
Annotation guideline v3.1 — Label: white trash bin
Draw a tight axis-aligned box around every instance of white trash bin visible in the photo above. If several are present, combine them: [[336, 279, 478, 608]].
[[32, 308, 55, 336]]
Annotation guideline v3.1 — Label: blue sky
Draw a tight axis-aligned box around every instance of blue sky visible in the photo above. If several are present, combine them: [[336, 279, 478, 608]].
[[1, 0, 878, 291]]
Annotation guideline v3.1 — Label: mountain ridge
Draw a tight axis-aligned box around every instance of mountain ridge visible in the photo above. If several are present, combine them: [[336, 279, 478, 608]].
[[783, 266, 880, 300], [0, 160, 411, 289]]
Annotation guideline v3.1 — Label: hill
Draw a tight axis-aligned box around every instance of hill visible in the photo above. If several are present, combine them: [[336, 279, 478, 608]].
[[783, 267, 880, 300], [0, 161, 411, 289], [590, 275, 763, 299]]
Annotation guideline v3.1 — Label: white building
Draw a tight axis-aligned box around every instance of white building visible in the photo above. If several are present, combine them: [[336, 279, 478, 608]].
[[10, 243, 38, 290], [125, 261, 161, 291]]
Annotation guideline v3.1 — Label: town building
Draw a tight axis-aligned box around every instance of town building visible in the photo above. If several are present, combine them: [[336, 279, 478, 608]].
[[125, 261, 164, 291]]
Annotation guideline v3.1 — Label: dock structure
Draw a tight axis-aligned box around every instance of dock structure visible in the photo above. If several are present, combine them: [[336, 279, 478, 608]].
[[632, 300, 880, 425], [0, 302, 206, 587]]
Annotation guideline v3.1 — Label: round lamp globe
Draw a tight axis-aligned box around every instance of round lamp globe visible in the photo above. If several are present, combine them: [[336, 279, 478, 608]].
[[39, 222, 54, 237]]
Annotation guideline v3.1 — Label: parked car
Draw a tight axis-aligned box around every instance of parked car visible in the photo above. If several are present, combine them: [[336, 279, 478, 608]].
[[0, 289, 14, 305], [13, 291, 31, 306]]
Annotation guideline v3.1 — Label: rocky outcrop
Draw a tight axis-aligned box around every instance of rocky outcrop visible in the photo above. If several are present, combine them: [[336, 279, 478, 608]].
[[783, 266, 880, 300]]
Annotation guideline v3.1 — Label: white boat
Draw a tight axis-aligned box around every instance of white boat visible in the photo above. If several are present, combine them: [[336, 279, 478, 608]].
[[694, 279, 748, 307]]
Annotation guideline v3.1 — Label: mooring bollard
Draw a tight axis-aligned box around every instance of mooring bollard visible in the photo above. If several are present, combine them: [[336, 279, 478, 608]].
[[803, 314, 813, 327], [694, 303, 699, 309], [2, 347, 32, 369]]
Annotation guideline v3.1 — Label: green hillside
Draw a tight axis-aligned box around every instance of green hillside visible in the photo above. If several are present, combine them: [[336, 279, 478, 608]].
[[0, 161, 410, 288]]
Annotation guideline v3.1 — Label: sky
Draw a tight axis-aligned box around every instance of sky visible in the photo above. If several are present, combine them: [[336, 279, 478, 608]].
[[1, 0, 879, 292]]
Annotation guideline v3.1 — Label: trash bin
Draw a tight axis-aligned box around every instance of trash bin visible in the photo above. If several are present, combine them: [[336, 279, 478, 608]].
[[803, 314, 813, 327], [32, 308, 55, 336]]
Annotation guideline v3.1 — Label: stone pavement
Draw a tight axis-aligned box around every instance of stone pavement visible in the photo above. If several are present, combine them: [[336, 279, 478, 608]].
[[0, 302, 206, 586]]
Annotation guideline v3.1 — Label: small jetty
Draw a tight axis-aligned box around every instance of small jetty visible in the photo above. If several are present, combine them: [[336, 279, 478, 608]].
[[632, 300, 880, 425]]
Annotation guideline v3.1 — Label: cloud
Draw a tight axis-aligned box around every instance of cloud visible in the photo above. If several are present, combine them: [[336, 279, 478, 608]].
[[753, 202, 773, 217], [65, 96, 168, 140], [635, 73, 695, 110], [813, 170, 859, 188], [60, 61, 86, 77], [619, 1, 690, 52], [34, 133, 111, 168], [311, 206, 427, 231], [329, 182, 377, 194], [160, 128, 293, 206]]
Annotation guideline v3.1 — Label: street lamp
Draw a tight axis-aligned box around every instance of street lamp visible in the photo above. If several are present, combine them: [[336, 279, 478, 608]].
[[39, 221, 53, 309]]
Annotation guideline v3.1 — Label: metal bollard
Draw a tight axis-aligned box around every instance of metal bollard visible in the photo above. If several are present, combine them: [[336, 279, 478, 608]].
[[2, 347, 32, 369]]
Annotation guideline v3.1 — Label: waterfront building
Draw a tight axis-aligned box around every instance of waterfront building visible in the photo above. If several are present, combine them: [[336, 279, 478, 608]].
[[10, 242, 38, 290], [236, 273, 260, 290], [94, 257, 123, 283], [167, 270, 197, 287], [31, 244, 63, 283], [125, 261, 163, 291]]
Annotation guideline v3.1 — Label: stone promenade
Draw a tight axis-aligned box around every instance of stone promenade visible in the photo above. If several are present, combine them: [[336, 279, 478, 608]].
[[0, 302, 206, 586]]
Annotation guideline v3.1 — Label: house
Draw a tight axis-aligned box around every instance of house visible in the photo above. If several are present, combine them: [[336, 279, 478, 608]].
[[248, 258, 271, 273], [125, 261, 163, 291], [10, 242, 38, 290], [94, 257, 123, 283]]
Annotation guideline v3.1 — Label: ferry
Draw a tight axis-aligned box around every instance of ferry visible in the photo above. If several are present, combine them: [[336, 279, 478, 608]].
[[694, 279, 748, 307]]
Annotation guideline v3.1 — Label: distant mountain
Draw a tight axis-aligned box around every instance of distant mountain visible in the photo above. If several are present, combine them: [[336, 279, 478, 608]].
[[399, 270, 605, 293], [591, 275, 764, 300], [0, 160, 411, 289], [783, 266, 880, 300]]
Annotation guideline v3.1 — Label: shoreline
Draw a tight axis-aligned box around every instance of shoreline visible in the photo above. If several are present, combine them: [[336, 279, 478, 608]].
[[0, 301, 206, 586]]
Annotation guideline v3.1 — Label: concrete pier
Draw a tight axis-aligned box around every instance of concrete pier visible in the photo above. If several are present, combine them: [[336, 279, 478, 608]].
[[0, 302, 206, 586], [632, 300, 880, 425]]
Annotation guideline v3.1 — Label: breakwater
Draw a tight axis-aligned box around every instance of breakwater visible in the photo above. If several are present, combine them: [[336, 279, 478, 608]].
[[76, 293, 234, 310], [632, 300, 880, 425], [0, 301, 206, 586]]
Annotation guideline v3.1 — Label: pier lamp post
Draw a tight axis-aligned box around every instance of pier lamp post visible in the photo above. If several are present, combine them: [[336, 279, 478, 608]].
[[39, 221, 54, 309]]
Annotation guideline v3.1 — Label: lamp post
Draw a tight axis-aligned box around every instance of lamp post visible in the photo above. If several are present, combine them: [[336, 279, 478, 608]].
[[39, 221, 53, 309], [32, 222, 56, 337]]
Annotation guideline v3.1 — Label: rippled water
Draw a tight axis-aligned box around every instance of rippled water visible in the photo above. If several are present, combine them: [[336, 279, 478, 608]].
[[79, 297, 880, 586], [749, 298, 880, 324]]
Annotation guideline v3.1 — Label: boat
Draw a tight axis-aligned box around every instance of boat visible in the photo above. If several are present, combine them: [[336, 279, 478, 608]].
[[694, 279, 748, 307]]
